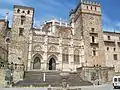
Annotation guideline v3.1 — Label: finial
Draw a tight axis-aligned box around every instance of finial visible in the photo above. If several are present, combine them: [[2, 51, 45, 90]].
[[86, 0, 90, 4], [5, 12, 8, 22], [81, 0, 84, 3]]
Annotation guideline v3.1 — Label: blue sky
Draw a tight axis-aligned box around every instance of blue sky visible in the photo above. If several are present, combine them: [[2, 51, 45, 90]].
[[0, 0, 120, 32]]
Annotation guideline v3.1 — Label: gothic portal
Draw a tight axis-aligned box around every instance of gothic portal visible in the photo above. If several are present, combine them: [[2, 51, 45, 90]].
[[48, 58, 56, 70]]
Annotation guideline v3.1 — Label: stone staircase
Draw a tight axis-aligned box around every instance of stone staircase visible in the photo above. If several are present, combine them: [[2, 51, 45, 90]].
[[14, 71, 92, 87]]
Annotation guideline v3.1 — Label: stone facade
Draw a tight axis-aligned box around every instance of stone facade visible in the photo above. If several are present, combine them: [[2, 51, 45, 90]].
[[0, 0, 120, 87], [0, 19, 9, 65], [104, 31, 120, 72]]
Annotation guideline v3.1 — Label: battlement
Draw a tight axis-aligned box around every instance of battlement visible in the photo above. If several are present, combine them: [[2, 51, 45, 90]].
[[81, 0, 100, 6]]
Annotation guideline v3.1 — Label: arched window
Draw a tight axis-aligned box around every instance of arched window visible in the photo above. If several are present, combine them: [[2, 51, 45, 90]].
[[22, 10, 25, 13], [87, 6, 88, 9], [62, 48, 69, 63], [33, 57, 41, 69], [74, 49, 79, 64], [27, 10, 30, 14], [17, 9, 20, 13], [95, 7, 97, 11], [91, 6, 92, 10]]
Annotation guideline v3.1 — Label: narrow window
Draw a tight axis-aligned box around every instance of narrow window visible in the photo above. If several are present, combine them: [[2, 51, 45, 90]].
[[21, 15, 26, 25], [108, 36, 111, 40], [22, 10, 25, 13], [19, 28, 24, 36], [114, 54, 117, 60], [74, 50, 79, 64], [93, 50, 96, 56], [91, 28, 95, 32], [107, 47, 109, 51], [114, 48, 116, 51], [87, 6, 88, 9], [91, 6, 92, 10], [95, 7, 97, 11], [92, 36, 95, 43], [17, 9, 20, 13], [27, 10, 30, 14]]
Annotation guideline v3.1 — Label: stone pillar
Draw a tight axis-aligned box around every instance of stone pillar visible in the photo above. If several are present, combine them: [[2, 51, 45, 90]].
[[43, 35, 48, 71], [59, 37, 63, 71], [52, 19, 56, 34], [27, 31, 33, 71], [69, 38, 74, 71]]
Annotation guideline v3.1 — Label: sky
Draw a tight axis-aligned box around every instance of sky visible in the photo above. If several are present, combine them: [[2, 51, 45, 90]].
[[0, 0, 120, 32]]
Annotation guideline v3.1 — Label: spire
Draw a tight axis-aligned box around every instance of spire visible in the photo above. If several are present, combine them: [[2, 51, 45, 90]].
[[5, 12, 8, 22]]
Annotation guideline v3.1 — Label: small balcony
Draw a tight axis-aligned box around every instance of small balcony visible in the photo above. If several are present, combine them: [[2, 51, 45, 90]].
[[104, 40, 115, 46], [90, 42, 99, 47]]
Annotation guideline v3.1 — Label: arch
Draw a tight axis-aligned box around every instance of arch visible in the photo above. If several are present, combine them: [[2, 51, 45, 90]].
[[48, 46, 57, 52], [34, 45, 42, 51], [32, 54, 42, 70], [47, 55, 57, 70]]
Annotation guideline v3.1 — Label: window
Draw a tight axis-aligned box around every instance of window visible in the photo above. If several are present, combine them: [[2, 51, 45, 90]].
[[91, 28, 95, 32], [114, 48, 116, 51], [118, 78, 120, 82], [114, 54, 117, 60], [114, 78, 117, 82], [107, 47, 109, 51], [62, 54, 69, 63], [92, 36, 95, 43], [93, 50, 96, 56], [62, 48, 69, 63], [91, 6, 92, 10], [27, 10, 30, 14], [74, 49, 79, 64], [108, 36, 111, 40], [19, 28, 24, 36], [22, 10, 25, 13], [87, 6, 88, 9], [17, 9, 20, 13], [95, 7, 97, 11], [21, 15, 26, 25]]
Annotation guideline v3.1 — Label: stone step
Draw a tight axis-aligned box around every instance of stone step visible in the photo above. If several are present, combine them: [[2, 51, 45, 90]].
[[14, 71, 93, 87]]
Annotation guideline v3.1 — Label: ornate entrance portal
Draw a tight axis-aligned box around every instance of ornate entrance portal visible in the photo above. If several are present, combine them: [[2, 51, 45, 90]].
[[49, 58, 56, 70]]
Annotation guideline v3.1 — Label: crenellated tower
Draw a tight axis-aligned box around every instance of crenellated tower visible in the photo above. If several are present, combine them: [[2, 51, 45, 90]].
[[9, 5, 34, 70], [70, 0, 105, 66]]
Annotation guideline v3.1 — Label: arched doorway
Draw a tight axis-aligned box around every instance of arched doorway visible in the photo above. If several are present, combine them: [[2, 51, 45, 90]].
[[48, 58, 56, 70], [33, 57, 41, 69]]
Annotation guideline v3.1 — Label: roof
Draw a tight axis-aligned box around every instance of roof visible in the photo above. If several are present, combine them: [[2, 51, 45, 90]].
[[103, 31, 120, 35], [14, 5, 34, 10], [0, 19, 5, 22]]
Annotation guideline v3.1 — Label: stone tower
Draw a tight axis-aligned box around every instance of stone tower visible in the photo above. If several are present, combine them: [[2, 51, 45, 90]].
[[9, 5, 34, 70], [70, 0, 105, 66]]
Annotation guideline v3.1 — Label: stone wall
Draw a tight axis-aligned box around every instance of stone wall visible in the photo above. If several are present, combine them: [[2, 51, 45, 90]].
[[0, 68, 6, 87]]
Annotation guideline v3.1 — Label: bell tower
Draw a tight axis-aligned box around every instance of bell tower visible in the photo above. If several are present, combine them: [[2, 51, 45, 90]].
[[9, 5, 34, 70], [70, 0, 105, 66]]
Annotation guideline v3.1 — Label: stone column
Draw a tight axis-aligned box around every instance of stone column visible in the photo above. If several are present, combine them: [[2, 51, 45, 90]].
[[59, 37, 63, 71], [43, 35, 48, 71], [69, 38, 74, 71], [27, 31, 33, 71]]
